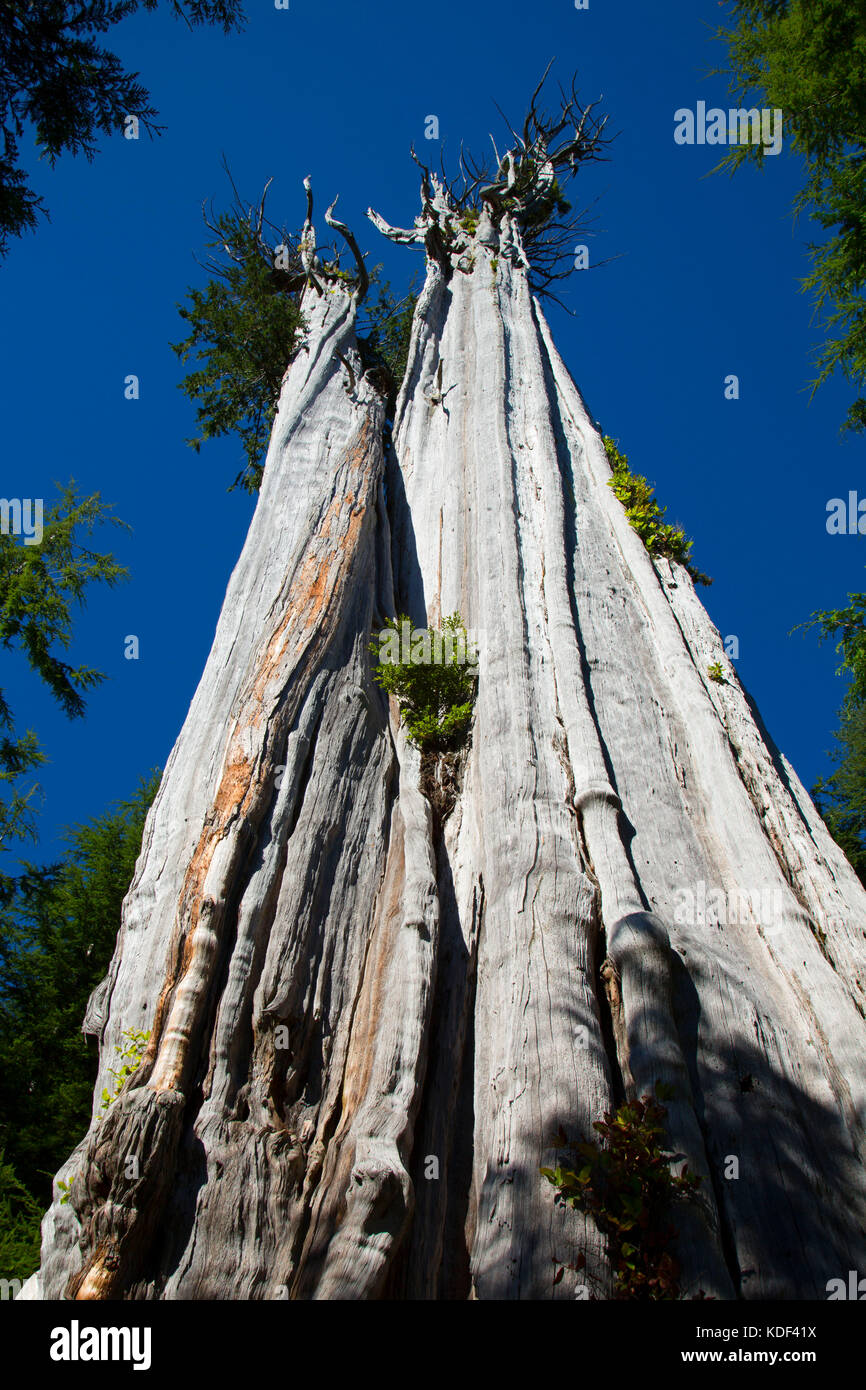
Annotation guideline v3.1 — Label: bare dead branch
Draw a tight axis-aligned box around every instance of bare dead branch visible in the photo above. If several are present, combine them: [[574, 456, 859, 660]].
[[366, 207, 421, 245], [324, 196, 370, 302], [523, 58, 556, 150], [369, 64, 615, 299], [255, 176, 273, 241]]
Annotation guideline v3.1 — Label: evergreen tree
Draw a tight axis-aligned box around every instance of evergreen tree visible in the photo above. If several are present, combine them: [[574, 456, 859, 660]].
[[0, 0, 245, 256], [797, 590, 866, 883], [0, 771, 159, 1245], [720, 4, 866, 880], [813, 698, 866, 885], [0, 485, 128, 854], [172, 175, 418, 492], [171, 176, 307, 494], [0, 1148, 43, 1284], [714, 1, 866, 431]]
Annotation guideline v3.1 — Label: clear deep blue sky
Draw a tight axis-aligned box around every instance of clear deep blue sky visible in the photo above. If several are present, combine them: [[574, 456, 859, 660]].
[[1, 0, 863, 867]]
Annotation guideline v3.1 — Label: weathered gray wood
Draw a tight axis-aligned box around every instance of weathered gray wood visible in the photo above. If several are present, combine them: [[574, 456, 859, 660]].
[[24, 164, 866, 1302]]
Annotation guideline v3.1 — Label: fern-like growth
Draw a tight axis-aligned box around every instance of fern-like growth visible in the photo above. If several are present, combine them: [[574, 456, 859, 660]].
[[604, 437, 712, 587]]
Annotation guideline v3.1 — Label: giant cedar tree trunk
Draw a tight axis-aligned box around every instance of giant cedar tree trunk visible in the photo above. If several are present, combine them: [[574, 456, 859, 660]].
[[24, 163, 866, 1303]]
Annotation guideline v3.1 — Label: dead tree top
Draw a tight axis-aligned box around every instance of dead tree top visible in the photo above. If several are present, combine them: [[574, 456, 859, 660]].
[[368, 64, 613, 297]]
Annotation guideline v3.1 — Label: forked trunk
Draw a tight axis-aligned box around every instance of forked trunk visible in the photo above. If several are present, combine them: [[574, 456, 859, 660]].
[[26, 171, 866, 1303]]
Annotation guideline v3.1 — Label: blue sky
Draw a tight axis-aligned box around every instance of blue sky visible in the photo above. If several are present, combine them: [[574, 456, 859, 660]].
[[1, 0, 863, 867]]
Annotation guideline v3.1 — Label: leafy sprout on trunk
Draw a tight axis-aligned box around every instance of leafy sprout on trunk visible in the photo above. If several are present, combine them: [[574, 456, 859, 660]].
[[542, 1086, 703, 1300], [99, 1028, 151, 1112], [604, 436, 712, 587], [370, 614, 478, 751]]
